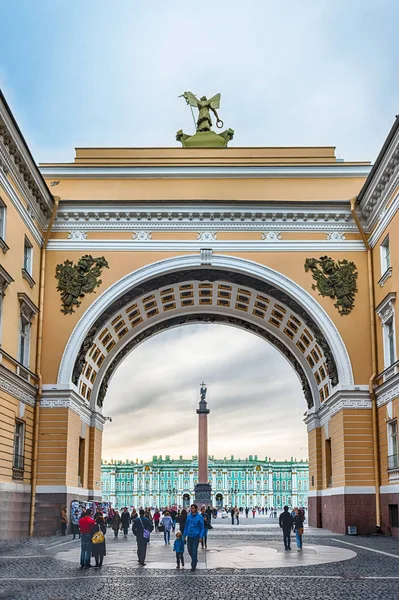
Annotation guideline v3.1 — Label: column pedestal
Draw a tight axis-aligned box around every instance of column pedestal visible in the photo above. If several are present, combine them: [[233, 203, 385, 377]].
[[194, 482, 212, 506]]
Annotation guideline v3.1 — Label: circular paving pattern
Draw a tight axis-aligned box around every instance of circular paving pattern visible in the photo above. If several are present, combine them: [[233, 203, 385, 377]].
[[55, 538, 356, 570]]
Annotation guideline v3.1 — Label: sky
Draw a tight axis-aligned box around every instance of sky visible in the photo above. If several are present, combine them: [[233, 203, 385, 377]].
[[1, 1, 398, 460], [102, 324, 307, 462], [0, 1, 398, 163]]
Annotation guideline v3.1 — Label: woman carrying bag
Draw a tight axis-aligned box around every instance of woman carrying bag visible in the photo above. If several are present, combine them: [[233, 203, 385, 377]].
[[293, 508, 305, 551], [91, 516, 107, 567]]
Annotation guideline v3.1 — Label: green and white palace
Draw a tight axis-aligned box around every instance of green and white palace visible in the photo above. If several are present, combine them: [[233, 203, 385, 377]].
[[100, 455, 309, 510]]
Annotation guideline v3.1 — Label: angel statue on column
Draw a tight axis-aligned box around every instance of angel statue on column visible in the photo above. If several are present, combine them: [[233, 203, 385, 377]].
[[180, 92, 224, 132]]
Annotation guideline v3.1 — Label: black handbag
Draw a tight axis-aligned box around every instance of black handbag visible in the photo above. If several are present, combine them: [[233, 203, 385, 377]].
[[158, 523, 165, 532]]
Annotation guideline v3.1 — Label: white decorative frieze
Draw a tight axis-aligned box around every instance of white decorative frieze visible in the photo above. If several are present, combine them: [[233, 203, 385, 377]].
[[0, 366, 36, 407], [132, 231, 152, 241], [261, 231, 282, 241], [197, 231, 217, 242], [68, 230, 88, 240], [326, 232, 346, 242]]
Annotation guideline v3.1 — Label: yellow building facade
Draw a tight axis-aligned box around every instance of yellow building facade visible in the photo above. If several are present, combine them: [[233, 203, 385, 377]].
[[0, 89, 398, 537]]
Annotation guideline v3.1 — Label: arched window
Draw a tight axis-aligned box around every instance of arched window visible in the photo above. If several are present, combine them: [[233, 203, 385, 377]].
[[282, 481, 286, 491], [276, 481, 280, 490]]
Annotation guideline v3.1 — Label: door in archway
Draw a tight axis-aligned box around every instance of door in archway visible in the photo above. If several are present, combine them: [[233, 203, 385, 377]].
[[182, 494, 190, 509], [215, 493, 224, 509]]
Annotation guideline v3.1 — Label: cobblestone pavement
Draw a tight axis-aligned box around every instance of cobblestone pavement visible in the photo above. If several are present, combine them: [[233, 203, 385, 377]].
[[1, 525, 399, 600]]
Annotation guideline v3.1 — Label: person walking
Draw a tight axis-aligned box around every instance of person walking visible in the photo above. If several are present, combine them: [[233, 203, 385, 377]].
[[71, 509, 81, 539], [79, 508, 95, 569], [60, 506, 68, 536], [153, 508, 161, 532], [293, 508, 305, 551], [170, 508, 178, 532], [206, 505, 213, 530], [121, 507, 131, 538], [173, 530, 185, 569], [179, 508, 188, 534], [91, 515, 107, 568], [279, 505, 294, 551], [132, 509, 154, 566], [245, 507, 249, 518], [252, 507, 256, 518], [200, 506, 210, 549], [160, 511, 173, 545], [112, 510, 121, 538], [230, 506, 235, 525], [183, 504, 204, 572], [234, 507, 240, 525]]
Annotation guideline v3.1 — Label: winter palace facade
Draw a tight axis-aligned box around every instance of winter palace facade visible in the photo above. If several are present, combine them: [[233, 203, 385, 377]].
[[100, 456, 309, 510]]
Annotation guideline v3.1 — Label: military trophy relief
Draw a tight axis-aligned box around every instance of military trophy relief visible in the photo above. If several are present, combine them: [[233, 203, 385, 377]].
[[55, 255, 109, 315], [304, 256, 358, 316], [176, 92, 234, 147]]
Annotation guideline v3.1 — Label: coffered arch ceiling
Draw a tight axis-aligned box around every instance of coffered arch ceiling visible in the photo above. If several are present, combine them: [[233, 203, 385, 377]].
[[59, 256, 353, 414]]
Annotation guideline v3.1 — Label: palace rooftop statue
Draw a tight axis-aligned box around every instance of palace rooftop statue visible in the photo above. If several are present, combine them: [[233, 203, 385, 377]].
[[176, 91, 234, 148]]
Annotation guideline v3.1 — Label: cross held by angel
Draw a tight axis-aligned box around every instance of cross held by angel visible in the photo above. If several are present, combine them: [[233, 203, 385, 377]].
[[180, 92, 223, 132]]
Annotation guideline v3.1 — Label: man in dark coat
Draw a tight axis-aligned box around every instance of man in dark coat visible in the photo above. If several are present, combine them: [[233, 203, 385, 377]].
[[132, 509, 154, 566], [279, 505, 294, 550], [120, 507, 131, 538]]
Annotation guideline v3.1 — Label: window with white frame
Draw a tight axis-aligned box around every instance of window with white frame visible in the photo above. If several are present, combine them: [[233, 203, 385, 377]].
[[388, 420, 398, 470], [13, 420, 25, 474], [18, 315, 31, 366], [23, 237, 33, 275], [381, 236, 391, 274], [376, 293, 397, 369]]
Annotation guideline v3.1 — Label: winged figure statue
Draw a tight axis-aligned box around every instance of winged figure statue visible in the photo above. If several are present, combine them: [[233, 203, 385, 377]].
[[181, 92, 223, 132]]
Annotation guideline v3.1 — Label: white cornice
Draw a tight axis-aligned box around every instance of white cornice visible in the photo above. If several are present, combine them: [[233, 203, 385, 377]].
[[51, 201, 358, 232], [0, 170, 43, 246], [368, 187, 399, 247], [40, 164, 371, 179], [0, 97, 53, 217], [359, 126, 399, 227], [47, 239, 365, 252]]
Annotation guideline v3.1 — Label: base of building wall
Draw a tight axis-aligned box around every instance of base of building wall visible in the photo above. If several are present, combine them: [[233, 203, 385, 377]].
[[34, 490, 101, 537], [0, 483, 31, 539], [380, 492, 399, 537], [308, 493, 376, 534]]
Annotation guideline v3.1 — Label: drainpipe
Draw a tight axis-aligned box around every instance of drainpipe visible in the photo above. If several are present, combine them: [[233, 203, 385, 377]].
[[349, 196, 381, 532], [29, 195, 60, 536]]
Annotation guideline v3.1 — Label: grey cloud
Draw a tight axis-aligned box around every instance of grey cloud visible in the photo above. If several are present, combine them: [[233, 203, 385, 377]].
[[102, 324, 307, 461]]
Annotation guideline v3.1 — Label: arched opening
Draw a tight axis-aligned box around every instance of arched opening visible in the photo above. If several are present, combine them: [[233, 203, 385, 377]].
[[47, 255, 362, 534], [215, 494, 224, 509], [182, 493, 191, 508]]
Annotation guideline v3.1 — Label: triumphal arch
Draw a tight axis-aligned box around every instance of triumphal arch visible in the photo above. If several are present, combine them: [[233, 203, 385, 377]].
[[1, 90, 398, 537]]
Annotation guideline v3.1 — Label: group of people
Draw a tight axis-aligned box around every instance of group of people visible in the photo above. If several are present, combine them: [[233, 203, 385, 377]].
[[279, 506, 305, 551], [70, 503, 211, 571]]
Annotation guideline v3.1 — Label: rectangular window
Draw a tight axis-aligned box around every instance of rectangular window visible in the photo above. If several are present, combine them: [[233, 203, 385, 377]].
[[78, 437, 85, 487], [381, 236, 391, 273], [18, 316, 31, 367], [389, 504, 399, 528], [325, 438, 332, 487], [388, 420, 398, 470], [23, 237, 33, 274], [384, 318, 396, 368], [13, 420, 25, 476], [0, 199, 6, 241]]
